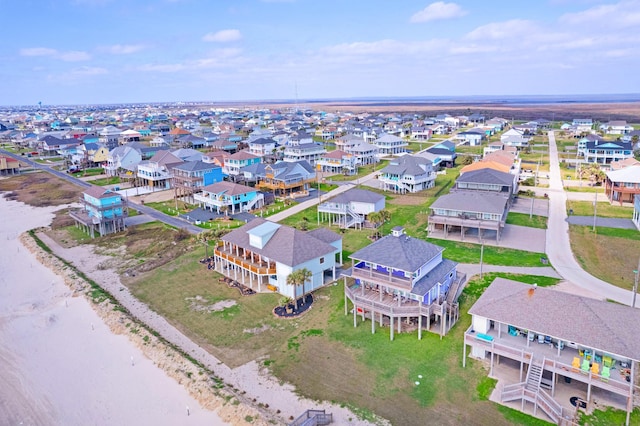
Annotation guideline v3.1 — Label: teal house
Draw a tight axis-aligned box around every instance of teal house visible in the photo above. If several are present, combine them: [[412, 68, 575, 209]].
[[70, 185, 128, 238], [194, 181, 264, 214]]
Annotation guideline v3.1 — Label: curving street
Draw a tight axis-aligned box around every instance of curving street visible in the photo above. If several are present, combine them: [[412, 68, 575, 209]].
[[545, 131, 634, 306]]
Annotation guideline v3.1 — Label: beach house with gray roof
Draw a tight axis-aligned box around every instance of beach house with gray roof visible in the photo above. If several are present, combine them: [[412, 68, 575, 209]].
[[427, 191, 509, 243], [344, 226, 463, 340], [378, 154, 436, 193], [453, 168, 518, 196], [317, 188, 385, 229], [464, 278, 640, 425], [214, 218, 342, 299]]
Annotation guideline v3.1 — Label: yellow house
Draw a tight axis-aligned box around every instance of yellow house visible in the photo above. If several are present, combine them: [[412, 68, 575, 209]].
[[92, 145, 110, 164]]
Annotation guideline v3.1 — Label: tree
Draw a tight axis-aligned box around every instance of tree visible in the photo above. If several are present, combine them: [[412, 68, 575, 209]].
[[368, 212, 381, 227], [285, 268, 312, 310], [460, 155, 474, 166], [379, 209, 391, 223]]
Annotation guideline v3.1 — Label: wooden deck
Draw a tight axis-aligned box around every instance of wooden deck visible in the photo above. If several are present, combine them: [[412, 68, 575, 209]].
[[214, 247, 276, 275], [463, 327, 633, 398]]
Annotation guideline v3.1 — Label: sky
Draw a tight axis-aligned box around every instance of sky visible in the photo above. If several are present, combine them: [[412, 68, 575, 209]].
[[1, 0, 639, 105]]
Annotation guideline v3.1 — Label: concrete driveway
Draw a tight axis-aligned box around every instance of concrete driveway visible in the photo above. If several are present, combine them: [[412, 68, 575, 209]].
[[428, 223, 546, 253]]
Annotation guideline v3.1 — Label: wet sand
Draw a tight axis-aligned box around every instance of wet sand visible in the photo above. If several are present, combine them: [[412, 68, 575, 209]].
[[0, 196, 228, 425]]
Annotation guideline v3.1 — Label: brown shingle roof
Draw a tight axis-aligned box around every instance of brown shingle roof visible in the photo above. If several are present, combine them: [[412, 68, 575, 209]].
[[468, 278, 640, 361]]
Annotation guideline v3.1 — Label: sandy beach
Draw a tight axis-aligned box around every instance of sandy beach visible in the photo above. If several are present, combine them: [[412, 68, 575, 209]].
[[0, 196, 229, 425], [0, 195, 379, 426]]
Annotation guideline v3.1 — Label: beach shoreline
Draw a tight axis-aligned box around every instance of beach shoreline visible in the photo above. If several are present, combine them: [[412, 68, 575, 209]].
[[1, 196, 378, 426], [0, 197, 240, 425]]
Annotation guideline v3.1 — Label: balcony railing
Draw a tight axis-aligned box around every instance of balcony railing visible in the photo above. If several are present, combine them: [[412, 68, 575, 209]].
[[351, 265, 412, 288], [345, 284, 435, 317], [464, 328, 632, 397], [214, 247, 276, 275]]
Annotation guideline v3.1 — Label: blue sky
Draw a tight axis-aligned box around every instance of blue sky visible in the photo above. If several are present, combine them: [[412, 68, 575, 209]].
[[1, 0, 639, 105]]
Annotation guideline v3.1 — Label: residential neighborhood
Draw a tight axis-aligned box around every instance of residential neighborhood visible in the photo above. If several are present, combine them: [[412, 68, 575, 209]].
[[1, 101, 640, 426]]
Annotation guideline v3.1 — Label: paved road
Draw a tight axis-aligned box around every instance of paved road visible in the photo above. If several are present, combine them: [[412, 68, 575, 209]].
[[567, 216, 635, 229], [1, 149, 202, 234], [545, 132, 634, 306]]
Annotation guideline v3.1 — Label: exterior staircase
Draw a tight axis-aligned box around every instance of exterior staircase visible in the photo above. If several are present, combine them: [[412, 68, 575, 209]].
[[526, 359, 544, 392], [500, 356, 568, 424], [242, 193, 264, 212], [343, 206, 363, 229]]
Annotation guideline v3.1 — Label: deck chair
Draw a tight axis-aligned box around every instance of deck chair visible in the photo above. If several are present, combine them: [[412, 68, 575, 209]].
[[581, 359, 590, 374], [603, 355, 613, 368], [601, 365, 610, 382], [591, 362, 600, 375], [572, 357, 581, 372]]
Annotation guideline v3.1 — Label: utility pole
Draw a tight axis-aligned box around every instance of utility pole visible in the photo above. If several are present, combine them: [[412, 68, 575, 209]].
[[592, 186, 598, 232], [633, 257, 640, 308], [480, 242, 484, 279]]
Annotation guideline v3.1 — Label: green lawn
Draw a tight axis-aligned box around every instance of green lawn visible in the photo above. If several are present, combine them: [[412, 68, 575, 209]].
[[328, 160, 389, 182], [566, 201, 632, 218], [87, 176, 121, 186], [128, 252, 564, 426], [426, 239, 549, 266], [506, 212, 548, 229], [565, 185, 602, 193], [569, 225, 640, 288]]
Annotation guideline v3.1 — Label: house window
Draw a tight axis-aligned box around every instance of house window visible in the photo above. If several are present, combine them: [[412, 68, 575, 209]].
[[319, 257, 325, 264]]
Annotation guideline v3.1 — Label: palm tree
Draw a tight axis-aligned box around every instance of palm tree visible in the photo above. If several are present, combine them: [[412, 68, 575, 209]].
[[379, 209, 391, 223], [285, 268, 312, 310], [368, 211, 381, 227]]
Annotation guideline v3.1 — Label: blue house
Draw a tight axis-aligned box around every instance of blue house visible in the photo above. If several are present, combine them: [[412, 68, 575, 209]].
[[70, 186, 128, 238], [344, 226, 462, 340], [194, 181, 264, 214], [172, 161, 224, 204]]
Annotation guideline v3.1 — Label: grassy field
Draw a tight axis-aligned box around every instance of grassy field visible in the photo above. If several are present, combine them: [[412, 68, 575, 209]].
[[87, 176, 121, 186], [565, 185, 601, 193], [127, 250, 568, 426], [566, 201, 632, 218], [506, 212, 548, 229], [328, 161, 389, 182], [426, 239, 548, 267], [569, 225, 640, 289]]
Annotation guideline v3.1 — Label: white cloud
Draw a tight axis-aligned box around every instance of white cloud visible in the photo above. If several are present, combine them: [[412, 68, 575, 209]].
[[138, 63, 187, 73], [465, 19, 538, 40], [71, 66, 108, 75], [20, 47, 58, 57], [410, 2, 467, 23], [202, 29, 242, 43], [19, 47, 90, 61], [105, 44, 146, 54], [59, 51, 91, 61], [560, 0, 640, 27]]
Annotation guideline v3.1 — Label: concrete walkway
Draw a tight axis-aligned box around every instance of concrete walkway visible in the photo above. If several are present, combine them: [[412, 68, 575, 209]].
[[545, 131, 635, 306]]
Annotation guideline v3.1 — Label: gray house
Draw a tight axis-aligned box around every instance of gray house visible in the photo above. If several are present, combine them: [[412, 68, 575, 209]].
[[453, 168, 518, 196], [427, 191, 510, 243], [344, 226, 464, 340], [317, 188, 385, 229]]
